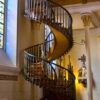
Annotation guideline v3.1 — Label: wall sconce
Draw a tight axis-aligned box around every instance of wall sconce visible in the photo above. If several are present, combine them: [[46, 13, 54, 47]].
[[78, 54, 87, 87]]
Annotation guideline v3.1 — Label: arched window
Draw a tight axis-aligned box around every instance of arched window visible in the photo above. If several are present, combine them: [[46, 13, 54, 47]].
[[0, 0, 5, 48]]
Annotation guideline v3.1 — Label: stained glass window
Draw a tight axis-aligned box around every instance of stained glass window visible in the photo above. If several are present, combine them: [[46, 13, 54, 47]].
[[0, 0, 5, 48]]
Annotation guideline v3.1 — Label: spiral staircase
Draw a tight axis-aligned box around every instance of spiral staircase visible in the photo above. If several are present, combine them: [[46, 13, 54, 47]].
[[23, 0, 76, 100]]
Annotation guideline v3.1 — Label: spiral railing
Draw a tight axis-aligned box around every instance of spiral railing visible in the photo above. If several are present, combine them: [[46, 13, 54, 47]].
[[23, 0, 76, 99], [23, 41, 75, 97]]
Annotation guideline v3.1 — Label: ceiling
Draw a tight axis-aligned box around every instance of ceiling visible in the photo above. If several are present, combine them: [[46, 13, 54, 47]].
[[53, 0, 100, 5]]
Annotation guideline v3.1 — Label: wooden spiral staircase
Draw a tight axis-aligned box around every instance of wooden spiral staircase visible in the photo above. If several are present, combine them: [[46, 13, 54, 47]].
[[23, 0, 76, 100]]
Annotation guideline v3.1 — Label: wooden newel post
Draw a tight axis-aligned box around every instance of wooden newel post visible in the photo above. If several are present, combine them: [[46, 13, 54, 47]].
[[81, 13, 93, 100]]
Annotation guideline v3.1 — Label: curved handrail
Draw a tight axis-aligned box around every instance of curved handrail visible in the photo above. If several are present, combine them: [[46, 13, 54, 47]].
[[23, 46, 75, 92], [47, 0, 73, 30], [24, 51, 57, 77], [24, 0, 73, 58], [24, 0, 73, 34], [24, 50, 75, 78], [45, 31, 54, 41]]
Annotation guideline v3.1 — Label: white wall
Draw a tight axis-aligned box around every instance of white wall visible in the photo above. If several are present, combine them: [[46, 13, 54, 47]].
[[0, 75, 32, 100], [66, 28, 100, 100], [90, 28, 100, 100]]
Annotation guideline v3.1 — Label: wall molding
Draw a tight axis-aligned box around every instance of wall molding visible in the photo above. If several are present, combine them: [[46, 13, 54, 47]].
[[0, 74, 18, 81], [0, 64, 19, 75]]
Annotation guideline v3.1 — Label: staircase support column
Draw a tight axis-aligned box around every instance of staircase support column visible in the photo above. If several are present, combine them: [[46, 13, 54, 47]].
[[81, 13, 93, 100]]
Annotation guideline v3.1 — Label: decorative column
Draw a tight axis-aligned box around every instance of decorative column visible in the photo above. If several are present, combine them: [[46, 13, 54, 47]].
[[81, 13, 93, 100]]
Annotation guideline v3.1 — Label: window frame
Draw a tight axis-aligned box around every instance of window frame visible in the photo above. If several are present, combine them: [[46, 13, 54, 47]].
[[0, 0, 5, 49], [0, 0, 19, 78]]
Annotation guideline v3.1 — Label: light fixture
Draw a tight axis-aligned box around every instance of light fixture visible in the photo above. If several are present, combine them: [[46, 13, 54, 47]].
[[78, 54, 87, 87]]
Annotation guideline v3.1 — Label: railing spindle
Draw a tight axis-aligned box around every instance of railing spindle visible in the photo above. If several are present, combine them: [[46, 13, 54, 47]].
[[63, 10, 64, 27], [57, 7, 58, 23]]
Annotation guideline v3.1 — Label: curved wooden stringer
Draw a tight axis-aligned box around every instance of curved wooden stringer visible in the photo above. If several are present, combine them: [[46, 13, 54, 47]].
[[48, 27, 70, 61], [23, 0, 76, 100]]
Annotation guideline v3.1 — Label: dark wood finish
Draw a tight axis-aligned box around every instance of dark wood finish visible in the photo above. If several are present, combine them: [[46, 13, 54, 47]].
[[51, 0, 100, 5]]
